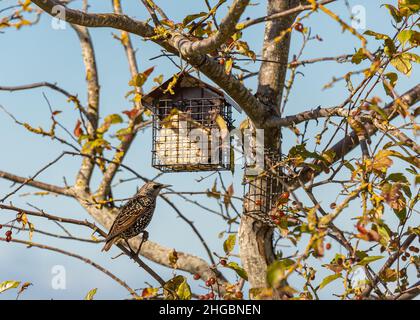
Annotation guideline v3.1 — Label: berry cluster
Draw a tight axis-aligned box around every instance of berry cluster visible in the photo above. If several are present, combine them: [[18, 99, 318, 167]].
[[3, 227, 12, 242], [402, 246, 419, 262], [269, 192, 291, 225], [193, 258, 244, 300]]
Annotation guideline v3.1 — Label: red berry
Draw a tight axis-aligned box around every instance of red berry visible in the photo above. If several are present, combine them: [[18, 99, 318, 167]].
[[209, 277, 216, 285], [220, 259, 227, 266], [208, 292, 215, 299], [235, 291, 243, 299], [198, 295, 205, 300], [326, 243, 332, 250], [0, 224, 2, 229], [5, 230, 12, 237], [281, 192, 290, 199], [294, 23, 304, 32], [193, 273, 200, 280], [205, 280, 211, 287], [6, 236, 11, 242]]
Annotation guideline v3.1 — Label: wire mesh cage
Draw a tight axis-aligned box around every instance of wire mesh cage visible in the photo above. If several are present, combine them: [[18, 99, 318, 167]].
[[243, 152, 283, 216], [151, 97, 233, 172]]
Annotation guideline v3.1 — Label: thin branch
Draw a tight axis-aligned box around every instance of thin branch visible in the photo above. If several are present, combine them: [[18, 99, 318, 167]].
[[361, 233, 417, 298], [0, 237, 138, 297], [0, 153, 73, 201], [241, 0, 337, 29]]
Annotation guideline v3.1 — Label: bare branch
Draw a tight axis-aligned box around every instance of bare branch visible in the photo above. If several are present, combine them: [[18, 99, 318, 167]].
[[241, 0, 337, 29], [0, 156, 73, 201], [0, 236, 138, 297]]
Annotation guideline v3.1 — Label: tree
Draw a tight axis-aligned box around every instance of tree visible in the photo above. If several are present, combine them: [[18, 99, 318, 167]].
[[0, 0, 419, 300]]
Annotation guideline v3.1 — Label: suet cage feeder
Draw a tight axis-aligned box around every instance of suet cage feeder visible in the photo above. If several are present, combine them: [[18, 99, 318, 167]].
[[143, 73, 236, 172], [243, 152, 283, 215]]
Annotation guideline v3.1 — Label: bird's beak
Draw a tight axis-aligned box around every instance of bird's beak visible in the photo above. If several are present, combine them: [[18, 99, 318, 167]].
[[160, 184, 172, 189]]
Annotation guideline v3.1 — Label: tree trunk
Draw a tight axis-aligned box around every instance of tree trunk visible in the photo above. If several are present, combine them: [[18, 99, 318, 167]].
[[239, 0, 298, 298]]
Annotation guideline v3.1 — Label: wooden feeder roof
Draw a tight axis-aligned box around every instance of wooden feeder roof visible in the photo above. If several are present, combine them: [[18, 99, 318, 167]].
[[142, 73, 242, 113]]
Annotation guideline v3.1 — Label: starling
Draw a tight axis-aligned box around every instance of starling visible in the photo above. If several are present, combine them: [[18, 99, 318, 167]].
[[101, 181, 170, 252]]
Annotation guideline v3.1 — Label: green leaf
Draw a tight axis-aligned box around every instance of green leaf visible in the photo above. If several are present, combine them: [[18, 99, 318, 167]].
[[128, 67, 154, 87], [176, 278, 192, 300], [182, 12, 207, 26], [398, 30, 413, 47], [318, 274, 341, 290], [225, 262, 248, 280], [164, 275, 191, 300], [383, 72, 398, 97], [223, 234, 236, 255], [387, 172, 408, 183], [84, 288, 97, 300], [0, 281, 20, 294], [236, 23, 245, 30], [391, 54, 413, 76], [364, 30, 390, 40], [351, 48, 368, 64], [104, 114, 123, 125], [383, 4, 402, 23], [380, 268, 398, 282], [266, 259, 295, 287], [358, 255, 384, 266]]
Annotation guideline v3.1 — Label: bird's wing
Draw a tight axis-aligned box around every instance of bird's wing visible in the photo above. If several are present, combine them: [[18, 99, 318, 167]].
[[106, 197, 153, 241]]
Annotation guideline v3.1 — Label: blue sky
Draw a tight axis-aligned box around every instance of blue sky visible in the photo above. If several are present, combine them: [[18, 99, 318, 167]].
[[0, 0, 418, 299]]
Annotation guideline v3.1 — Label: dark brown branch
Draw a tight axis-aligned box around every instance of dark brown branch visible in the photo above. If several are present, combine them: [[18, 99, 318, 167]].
[[361, 233, 417, 298], [0, 203, 166, 286], [289, 84, 420, 190]]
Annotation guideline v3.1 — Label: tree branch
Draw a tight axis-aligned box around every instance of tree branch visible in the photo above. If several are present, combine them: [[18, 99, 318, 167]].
[[0, 236, 138, 297], [288, 84, 420, 190], [30, 0, 271, 128], [241, 0, 337, 29], [361, 233, 417, 298], [174, 0, 250, 56]]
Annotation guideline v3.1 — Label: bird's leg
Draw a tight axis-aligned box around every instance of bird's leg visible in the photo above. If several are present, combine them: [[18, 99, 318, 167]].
[[135, 231, 149, 256], [124, 239, 137, 258]]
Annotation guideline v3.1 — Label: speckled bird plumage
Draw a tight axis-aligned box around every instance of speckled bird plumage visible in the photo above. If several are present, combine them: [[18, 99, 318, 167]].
[[102, 181, 168, 252]]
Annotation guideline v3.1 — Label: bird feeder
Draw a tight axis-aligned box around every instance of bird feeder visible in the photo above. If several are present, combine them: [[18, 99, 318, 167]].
[[243, 152, 283, 216], [143, 73, 237, 172]]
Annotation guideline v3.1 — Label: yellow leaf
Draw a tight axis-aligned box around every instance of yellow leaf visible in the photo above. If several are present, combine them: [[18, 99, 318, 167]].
[[84, 288, 97, 300], [0, 281, 20, 294]]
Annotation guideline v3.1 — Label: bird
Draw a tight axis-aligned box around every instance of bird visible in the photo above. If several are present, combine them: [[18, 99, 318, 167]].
[[101, 181, 170, 253]]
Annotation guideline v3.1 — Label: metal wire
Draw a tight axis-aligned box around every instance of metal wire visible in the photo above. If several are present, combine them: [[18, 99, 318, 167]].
[[152, 98, 233, 172]]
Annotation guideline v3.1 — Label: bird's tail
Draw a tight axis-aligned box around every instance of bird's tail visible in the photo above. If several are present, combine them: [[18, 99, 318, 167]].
[[102, 237, 117, 252]]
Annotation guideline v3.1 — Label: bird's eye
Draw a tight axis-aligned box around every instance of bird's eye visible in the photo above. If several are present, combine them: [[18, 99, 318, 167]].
[[153, 184, 160, 189]]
